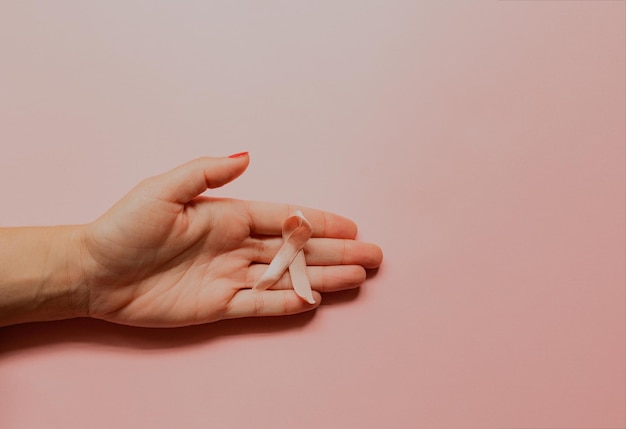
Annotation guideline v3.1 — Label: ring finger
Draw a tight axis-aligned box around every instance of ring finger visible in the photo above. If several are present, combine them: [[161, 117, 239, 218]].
[[247, 264, 367, 293]]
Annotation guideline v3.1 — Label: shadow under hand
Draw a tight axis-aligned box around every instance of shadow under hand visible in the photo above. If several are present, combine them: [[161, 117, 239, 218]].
[[0, 310, 317, 355], [320, 287, 360, 306]]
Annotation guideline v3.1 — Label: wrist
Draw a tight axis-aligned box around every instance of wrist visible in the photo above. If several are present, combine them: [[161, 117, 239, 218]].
[[0, 225, 90, 326], [56, 225, 91, 319]]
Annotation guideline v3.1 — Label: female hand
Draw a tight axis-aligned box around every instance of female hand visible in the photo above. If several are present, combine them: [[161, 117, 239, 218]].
[[80, 154, 383, 327]]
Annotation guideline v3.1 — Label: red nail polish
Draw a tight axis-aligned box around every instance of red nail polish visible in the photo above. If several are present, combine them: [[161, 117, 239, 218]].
[[228, 151, 249, 158]]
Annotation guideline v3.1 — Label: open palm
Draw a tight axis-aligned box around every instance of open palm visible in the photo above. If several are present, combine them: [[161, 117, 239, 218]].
[[79, 155, 382, 327]]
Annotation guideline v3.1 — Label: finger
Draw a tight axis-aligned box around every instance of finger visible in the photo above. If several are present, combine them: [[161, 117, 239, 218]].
[[147, 154, 250, 204], [246, 201, 358, 239], [248, 237, 383, 268], [223, 289, 322, 319], [247, 264, 366, 293]]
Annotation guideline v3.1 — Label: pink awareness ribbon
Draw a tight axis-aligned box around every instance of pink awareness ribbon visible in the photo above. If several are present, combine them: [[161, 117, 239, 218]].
[[253, 210, 315, 304]]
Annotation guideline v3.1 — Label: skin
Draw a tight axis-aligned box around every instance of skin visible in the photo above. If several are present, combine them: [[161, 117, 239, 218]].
[[0, 154, 383, 328]]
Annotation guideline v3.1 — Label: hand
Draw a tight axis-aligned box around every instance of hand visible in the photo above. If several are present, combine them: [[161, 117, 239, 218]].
[[79, 154, 383, 327]]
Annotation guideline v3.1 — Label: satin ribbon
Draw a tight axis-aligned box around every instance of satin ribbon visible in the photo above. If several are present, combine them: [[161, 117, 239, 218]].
[[253, 210, 315, 304]]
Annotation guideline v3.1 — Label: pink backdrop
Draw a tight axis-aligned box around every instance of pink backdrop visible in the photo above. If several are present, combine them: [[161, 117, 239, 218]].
[[1, 1, 624, 428]]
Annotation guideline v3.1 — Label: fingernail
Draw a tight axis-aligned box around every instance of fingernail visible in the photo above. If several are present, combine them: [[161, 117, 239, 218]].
[[228, 151, 249, 158]]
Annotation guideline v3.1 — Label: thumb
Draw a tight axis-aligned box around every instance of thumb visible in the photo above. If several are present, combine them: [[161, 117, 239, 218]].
[[151, 153, 250, 204]]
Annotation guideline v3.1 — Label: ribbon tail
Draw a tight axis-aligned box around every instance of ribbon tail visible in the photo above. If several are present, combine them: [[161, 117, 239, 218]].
[[289, 250, 315, 304]]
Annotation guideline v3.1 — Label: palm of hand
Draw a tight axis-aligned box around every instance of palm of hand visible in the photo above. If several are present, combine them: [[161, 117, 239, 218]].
[[83, 193, 258, 326]]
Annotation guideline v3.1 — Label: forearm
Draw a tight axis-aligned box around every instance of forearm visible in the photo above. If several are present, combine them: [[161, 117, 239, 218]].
[[0, 225, 88, 327]]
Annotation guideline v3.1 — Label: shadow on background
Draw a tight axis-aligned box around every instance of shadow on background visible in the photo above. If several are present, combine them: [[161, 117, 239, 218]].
[[0, 287, 364, 355], [0, 312, 316, 355]]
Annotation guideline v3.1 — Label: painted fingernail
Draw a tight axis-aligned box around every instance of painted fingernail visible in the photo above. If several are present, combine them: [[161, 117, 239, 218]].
[[228, 151, 249, 158]]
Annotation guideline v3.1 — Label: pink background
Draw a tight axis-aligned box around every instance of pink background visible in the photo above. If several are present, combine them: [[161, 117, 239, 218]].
[[1, 1, 624, 428]]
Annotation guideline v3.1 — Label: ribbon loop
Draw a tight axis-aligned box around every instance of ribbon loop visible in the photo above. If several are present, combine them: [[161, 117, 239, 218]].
[[253, 210, 315, 304]]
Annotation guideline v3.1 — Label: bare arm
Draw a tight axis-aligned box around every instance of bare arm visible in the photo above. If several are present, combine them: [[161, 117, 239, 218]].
[[0, 225, 88, 326], [0, 154, 383, 328]]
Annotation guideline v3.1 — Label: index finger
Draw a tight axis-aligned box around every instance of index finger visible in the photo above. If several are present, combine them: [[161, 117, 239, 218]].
[[245, 201, 358, 239]]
